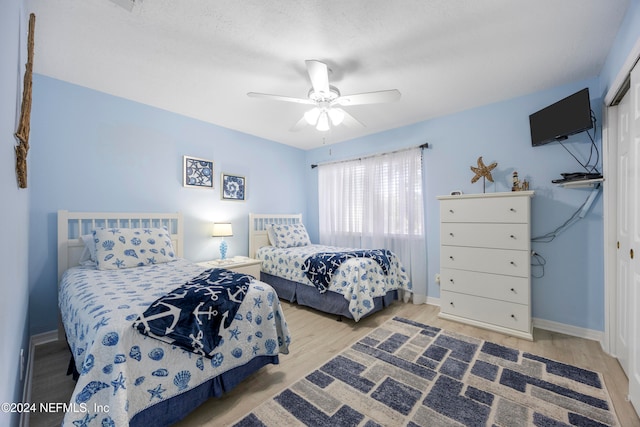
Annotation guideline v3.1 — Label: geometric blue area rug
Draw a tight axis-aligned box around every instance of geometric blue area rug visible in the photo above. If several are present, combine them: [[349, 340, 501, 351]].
[[232, 316, 619, 427]]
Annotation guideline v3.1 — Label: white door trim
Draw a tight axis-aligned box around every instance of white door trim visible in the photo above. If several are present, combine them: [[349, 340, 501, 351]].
[[602, 104, 618, 355], [602, 36, 640, 355]]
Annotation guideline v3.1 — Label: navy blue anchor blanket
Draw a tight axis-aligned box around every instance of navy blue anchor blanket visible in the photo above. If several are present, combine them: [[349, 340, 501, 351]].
[[133, 268, 251, 358], [302, 249, 392, 293]]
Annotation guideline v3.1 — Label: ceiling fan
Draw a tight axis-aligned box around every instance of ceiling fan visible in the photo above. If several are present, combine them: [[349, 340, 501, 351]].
[[247, 60, 401, 132]]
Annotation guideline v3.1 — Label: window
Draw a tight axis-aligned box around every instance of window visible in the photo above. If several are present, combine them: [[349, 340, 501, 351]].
[[318, 148, 423, 242], [317, 147, 426, 290]]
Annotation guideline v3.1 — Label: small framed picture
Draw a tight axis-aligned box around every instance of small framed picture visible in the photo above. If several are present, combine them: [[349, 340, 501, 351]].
[[183, 156, 214, 188], [221, 173, 246, 201]]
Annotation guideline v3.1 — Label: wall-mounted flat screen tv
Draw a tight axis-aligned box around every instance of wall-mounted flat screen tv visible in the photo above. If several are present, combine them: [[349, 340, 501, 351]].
[[529, 88, 593, 147]]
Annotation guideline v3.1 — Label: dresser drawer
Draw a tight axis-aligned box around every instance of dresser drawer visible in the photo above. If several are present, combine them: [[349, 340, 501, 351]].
[[440, 196, 530, 223], [440, 268, 528, 305], [441, 223, 529, 250], [440, 290, 531, 333], [441, 246, 529, 277]]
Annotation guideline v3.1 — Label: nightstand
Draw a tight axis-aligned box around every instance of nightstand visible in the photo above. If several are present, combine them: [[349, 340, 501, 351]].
[[196, 256, 262, 278]]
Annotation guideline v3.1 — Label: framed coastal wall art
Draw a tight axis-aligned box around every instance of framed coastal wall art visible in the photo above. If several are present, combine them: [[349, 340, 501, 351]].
[[183, 156, 214, 188], [221, 173, 246, 201]]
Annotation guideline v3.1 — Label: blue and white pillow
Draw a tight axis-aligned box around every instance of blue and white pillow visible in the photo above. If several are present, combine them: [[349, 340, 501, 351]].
[[268, 223, 311, 248], [92, 227, 177, 270]]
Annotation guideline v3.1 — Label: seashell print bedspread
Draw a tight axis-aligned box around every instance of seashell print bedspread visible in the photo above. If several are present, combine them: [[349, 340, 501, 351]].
[[256, 244, 412, 321], [58, 259, 290, 427]]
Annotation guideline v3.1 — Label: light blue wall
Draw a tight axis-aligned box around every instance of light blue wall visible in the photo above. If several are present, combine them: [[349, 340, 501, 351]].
[[599, 0, 640, 98], [24, 0, 640, 343], [28, 75, 307, 335], [306, 77, 606, 331], [303, 3, 640, 334], [1, 0, 31, 425]]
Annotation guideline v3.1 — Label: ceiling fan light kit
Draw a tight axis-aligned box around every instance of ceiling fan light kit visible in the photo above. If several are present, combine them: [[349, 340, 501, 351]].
[[304, 105, 345, 131], [248, 59, 401, 133], [304, 108, 321, 126], [316, 112, 330, 131]]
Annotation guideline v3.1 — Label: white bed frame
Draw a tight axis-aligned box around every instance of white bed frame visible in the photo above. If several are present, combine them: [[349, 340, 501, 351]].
[[57, 210, 184, 280], [248, 212, 400, 321], [57, 210, 184, 339], [248, 213, 302, 258]]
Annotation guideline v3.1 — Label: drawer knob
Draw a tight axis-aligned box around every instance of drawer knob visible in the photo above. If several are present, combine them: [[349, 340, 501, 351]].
[[510, 288, 515, 292], [511, 314, 516, 319], [510, 234, 516, 239], [449, 279, 454, 283], [510, 208, 516, 212], [449, 209, 454, 214], [449, 256, 454, 261], [510, 261, 516, 265], [450, 302, 454, 306], [449, 232, 454, 237]]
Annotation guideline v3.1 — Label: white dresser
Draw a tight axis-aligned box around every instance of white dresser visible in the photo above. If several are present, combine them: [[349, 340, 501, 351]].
[[437, 191, 534, 340]]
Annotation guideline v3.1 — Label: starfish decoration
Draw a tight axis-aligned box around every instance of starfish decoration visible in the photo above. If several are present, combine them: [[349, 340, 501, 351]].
[[229, 325, 241, 340], [147, 384, 166, 401], [470, 156, 497, 184], [111, 372, 127, 395]]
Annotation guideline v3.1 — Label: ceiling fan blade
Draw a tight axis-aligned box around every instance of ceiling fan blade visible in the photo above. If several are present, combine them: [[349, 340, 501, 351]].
[[305, 60, 330, 95], [340, 109, 365, 128], [333, 89, 401, 106], [247, 92, 315, 105], [290, 115, 309, 132]]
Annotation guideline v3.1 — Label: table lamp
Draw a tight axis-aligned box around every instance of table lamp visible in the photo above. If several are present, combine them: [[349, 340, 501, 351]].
[[212, 222, 233, 260]]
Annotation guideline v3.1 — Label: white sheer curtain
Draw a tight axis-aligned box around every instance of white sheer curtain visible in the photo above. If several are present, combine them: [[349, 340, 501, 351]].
[[318, 147, 426, 298]]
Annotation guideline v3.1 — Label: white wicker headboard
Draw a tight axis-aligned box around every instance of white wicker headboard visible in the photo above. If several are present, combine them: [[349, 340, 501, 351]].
[[248, 213, 302, 258], [57, 210, 184, 281]]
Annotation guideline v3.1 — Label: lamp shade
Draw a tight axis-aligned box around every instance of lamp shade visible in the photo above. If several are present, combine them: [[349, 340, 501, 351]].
[[316, 111, 330, 131], [212, 222, 233, 237], [304, 107, 321, 125]]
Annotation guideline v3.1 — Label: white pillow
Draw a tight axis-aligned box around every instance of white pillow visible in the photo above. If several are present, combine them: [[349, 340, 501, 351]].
[[268, 223, 311, 248], [266, 225, 278, 247], [78, 234, 97, 266], [93, 227, 177, 270]]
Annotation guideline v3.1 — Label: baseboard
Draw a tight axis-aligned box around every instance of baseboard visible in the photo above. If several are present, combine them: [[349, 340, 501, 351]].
[[425, 296, 440, 306], [532, 317, 603, 342], [30, 330, 58, 346], [411, 294, 442, 306], [21, 330, 59, 427], [415, 299, 603, 342]]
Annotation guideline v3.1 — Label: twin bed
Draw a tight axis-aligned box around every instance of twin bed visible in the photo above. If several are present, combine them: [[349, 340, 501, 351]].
[[57, 211, 410, 426], [57, 211, 290, 427], [249, 213, 411, 322]]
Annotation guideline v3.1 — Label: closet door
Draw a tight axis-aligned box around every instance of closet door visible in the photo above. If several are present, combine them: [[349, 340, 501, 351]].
[[628, 62, 640, 414]]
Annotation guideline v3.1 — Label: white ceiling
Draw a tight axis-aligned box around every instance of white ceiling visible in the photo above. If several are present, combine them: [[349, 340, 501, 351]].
[[29, 0, 629, 150]]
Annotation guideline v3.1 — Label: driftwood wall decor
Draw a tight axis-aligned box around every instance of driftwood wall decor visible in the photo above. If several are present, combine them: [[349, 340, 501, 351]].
[[15, 13, 35, 189]]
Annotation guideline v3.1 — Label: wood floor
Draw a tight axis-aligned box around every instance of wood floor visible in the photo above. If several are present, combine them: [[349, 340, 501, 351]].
[[28, 302, 639, 427]]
